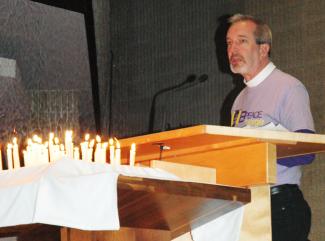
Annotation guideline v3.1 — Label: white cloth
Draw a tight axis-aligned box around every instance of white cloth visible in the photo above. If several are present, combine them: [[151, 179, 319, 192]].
[[0, 158, 179, 230], [0, 158, 119, 230], [0, 158, 244, 241], [191, 207, 244, 241]]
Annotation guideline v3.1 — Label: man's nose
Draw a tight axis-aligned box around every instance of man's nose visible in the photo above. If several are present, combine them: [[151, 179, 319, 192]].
[[228, 44, 237, 56]]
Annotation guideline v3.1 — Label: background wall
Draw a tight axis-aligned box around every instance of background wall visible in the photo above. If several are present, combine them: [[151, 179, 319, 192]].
[[93, 0, 325, 240], [0, 0, 95, 141]]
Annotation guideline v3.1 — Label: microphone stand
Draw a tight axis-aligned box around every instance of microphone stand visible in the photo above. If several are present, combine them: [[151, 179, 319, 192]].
[[148, 74, 196, 133]]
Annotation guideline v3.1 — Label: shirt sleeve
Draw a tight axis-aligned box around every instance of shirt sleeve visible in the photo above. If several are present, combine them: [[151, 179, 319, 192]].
[[277, 129, 315, 167], [279, 84, 314, 131]]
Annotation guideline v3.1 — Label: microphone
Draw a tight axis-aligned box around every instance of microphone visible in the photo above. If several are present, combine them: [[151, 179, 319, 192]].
[[175, 74, 208, 92], [198, 74, 208, 83]]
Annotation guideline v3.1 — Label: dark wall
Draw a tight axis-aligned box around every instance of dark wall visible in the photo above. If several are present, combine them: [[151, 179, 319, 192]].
[[107, 0, 244, 137]]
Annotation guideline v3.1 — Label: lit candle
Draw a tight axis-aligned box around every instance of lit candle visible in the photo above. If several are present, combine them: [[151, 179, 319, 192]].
[[32, 135, 42, 166], [94, 135, 101, 163], [0, 149, 2, 170], [129, 143, 136, 166], [24, 138, 33, 167], [6, 144, 13, 170], [48, 132, 54, 162], [114, 139, 121, 165], [102, 142, 108, 163], [65, 130, 74, 159], [59, 144, 65, 160], [41, 142, 49, 164], [81, 134, 90, 161], [73, 147, 80, 160], [88, 139, 95, 162], [109, 138, 115, 165], [12, 137, 20, 169], [52, 137, 60, 162]]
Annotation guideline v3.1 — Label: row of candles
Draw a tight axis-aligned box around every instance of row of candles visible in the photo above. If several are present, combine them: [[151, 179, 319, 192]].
[[0, 131, 136, 170]]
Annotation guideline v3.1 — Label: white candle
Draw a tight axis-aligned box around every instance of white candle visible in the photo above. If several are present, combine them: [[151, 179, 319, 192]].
[[102, 142, 108, 163], [59, 144, 65, 160], [6, 144, 13, 170], [12, 137, 20, 168], [48, 133, 54, 162], [109, 138, 115, 165], [65, 130, 74, 159], [94, 145, 101, 163], [32, 135, 42, 166], [81, 134, 90, 161], [129, 143, 136, 166], [80, 142, 88, 161], [88, 139, 95, 162], [23, 150, 29, 167], [24, 139, 33, 167], [0, 149, 2, 170], [73, 147, 80, 160], [115, 140, 121, 165], [52, 137, 60, 162], [94, 135, 101, 163], [41, 142, 49, 164], [52, 144, 60, 162]]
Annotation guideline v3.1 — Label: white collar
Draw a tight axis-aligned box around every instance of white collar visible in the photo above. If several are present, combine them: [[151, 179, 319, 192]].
[[244, 62, 276, 87]]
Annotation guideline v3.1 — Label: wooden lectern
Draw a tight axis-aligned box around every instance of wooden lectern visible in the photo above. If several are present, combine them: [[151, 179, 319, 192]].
[[117, 125, 325, 241], [1, 125, 325, 241]]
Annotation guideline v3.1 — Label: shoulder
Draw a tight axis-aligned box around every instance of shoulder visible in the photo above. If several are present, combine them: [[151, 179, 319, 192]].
[[271, 68, 306, 89]]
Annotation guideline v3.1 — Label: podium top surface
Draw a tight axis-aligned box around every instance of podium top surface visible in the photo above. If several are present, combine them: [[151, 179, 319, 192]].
[[120, 125, 325, 162]]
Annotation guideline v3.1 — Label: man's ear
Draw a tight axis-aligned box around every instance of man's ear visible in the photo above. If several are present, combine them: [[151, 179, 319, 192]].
[[259, 43, 270, 57]]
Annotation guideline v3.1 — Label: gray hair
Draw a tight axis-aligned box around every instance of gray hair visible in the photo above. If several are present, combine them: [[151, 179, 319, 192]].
[[229, 14, 272, 53]]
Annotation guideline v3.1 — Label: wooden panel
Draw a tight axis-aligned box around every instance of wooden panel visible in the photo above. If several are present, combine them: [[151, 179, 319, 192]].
[[239, 185, 272, 241], [0, 224, 60, 241], [117, 175, 250, 238], [150, 160, 216, 184], [61, 227, 171, 241], [151, 142, 276, 187]]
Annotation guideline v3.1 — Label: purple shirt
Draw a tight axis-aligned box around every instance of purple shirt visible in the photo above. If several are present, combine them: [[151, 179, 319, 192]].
[[231, 66, 314, 185]]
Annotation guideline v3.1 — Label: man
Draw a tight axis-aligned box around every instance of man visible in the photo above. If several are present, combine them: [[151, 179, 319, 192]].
[[226, 14, 314, 241]]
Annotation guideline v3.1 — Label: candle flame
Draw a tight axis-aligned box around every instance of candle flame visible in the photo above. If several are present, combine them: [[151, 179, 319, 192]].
[[109, 138, 114, 145], [54, 137, 60, 145], [89, 139, 95, 148]]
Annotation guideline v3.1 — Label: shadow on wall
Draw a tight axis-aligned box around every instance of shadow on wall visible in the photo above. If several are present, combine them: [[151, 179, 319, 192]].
[[214, 14, 245, 126]]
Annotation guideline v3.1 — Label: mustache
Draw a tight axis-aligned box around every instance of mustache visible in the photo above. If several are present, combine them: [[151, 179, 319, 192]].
[[230, 54, 244, 61]]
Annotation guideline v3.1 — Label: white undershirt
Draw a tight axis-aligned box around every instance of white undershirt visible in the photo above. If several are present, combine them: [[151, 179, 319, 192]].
[[244, 62, 276, 88]]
